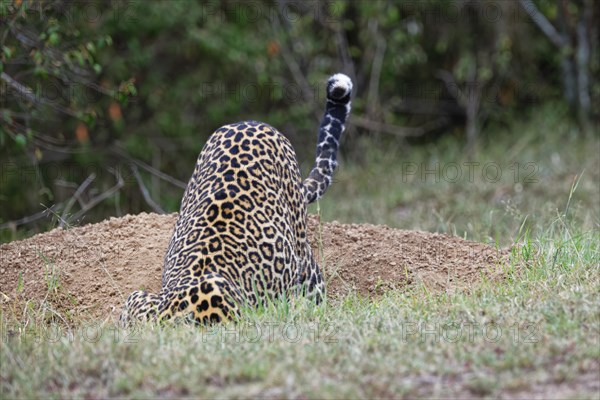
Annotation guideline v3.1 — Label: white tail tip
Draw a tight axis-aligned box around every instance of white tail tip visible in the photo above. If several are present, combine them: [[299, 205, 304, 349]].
[[327, 73, 353, 100]]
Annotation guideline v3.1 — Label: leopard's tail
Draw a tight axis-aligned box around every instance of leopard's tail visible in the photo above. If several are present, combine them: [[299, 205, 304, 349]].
[[303, 73, 353, 204]]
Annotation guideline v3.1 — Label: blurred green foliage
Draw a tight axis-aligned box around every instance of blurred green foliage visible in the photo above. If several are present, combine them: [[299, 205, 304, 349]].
[[0, 0, 598, 241]]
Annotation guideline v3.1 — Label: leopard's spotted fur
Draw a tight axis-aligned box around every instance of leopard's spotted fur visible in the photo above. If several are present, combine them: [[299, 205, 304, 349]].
[[121, 73, 352, 325]]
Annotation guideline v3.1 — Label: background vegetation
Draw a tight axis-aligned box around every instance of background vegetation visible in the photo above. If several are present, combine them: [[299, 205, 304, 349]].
[[1, 0, 598, 241], [1, 1, 599, 398]]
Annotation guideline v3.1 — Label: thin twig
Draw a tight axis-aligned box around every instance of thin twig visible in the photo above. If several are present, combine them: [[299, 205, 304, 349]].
[[319, 1, 356, 83], [0, 203, 64, 229], [273, 4, 321, 121], [0, 1, 23, 46], [70, 169, 124, 222], [54, 180, 79, 189], [334, 28, 356, 83], [112, 146, 187, 189], [130, 164, 166, 214], [367, 34, 386, 120], [436, 70, 464, 106], [2, 113, 95, 153], [0, 120, 85, 154], [436, 68, 482, 149], [1, 72, 80, 118], [60, 173, 96, 228]]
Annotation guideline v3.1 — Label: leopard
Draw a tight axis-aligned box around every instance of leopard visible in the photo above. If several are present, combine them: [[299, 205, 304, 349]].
[[120, 73, 353, 325]]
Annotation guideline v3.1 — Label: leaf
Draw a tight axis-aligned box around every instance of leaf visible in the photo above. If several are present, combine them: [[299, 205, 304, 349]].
[[14, 133, 26, 147], [33, 65, 48, 78], [48, 32, 60, 46], [2, 46, 12, 59], [74, 51, 85, 66], [32, 50, 43, 64], [478, 67, 493, 83]]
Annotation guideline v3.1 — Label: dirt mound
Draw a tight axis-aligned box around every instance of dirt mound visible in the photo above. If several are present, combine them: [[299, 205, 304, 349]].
[[0, 213, 508, 321]]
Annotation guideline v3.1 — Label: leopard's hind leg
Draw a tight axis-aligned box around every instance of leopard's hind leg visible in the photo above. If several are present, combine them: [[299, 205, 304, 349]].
[[159, 273, 244, 325], [296, 246, 325, 303], [120, 290, 162, 326]]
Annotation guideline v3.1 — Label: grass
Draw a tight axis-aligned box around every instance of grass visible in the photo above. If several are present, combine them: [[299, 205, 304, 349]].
[[1, 227, 598, 398], [1, 103, 599, 398], [311, 102, 599, 247], [38, 252, 61, 294]]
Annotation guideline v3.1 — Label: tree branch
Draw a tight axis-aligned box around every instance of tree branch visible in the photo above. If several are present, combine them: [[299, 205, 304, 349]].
[[367, 33, 386, 120], [1, 71, 80, 118], [0, 204, 64, 230], [130, 164, 166, 214], [70, 169, 124, 222], [60, 173, 96, 227], [576, 0, 592, 114], [273, 3, 321, 121], [519, 0, 567, 48], [111, 146, 187, 189]]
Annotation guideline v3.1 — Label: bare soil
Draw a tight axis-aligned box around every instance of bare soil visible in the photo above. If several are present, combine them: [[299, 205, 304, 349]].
[[0, 213, 508, 322]]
